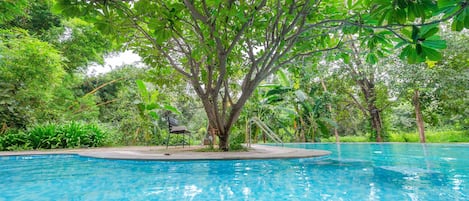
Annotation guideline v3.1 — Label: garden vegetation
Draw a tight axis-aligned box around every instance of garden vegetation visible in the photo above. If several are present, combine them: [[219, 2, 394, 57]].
[[0, 0, 468, 151]]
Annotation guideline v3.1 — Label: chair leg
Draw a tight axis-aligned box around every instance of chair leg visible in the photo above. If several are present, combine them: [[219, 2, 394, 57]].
[[166, 133, 170, 149]]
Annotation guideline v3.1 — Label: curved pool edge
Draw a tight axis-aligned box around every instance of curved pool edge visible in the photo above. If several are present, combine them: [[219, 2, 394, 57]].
[[0, 144, 331, 161]]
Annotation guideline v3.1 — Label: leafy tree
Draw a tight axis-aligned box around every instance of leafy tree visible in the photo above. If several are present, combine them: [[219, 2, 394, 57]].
[[0, 0, 61, 36], [388, 30, 469, 141], [0, 29, 64, 128], [44, 19, 113, 73], [53, 0, 468, 150], [434, 31, 469, 129], [0, 0, 28, 24], [326, 40, 394, 142], [257, 67, 335, 142], [1, 0, 112, 73]]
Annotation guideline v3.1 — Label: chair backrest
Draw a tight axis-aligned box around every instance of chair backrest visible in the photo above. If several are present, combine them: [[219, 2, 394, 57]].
[[168, 116, 178, 125], [167, 116, 179, 130]]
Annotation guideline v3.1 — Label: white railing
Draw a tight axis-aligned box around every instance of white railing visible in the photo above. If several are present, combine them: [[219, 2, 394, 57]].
[[247, 117, 283, 148]]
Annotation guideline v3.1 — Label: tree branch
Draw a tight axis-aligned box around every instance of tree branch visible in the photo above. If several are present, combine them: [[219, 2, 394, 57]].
[[183, 0, 209, 24]]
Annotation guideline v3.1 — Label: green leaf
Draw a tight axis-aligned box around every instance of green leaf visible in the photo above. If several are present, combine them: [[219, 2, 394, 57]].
[[317, 120, 330, 136], [136, 103, 145, 113], [397, 0, 408, 9], [438, 0, 457, 8], [411, 26, 420, 42], [377, 10, 390, 25], [398, 8, 408, 23], [401, 28, 412, 38], [376, 50, 384, 57], [405, 45, 418, 64], [341, 53, 350, 63], [452, 14, 465, 31], [416, 44, 423, 54], [149, 111, 159, 120], [163, 105, 181, 115], [265, 95, 283, 104], [146, 103, 159, 110], [465, 8, 469, 28], [136, 79, 149, 103], [366, 53, 378, 64], [150, 91, 159, 103], [422, 46, 442, 61], [441, 6, 457, 18], [276, 70, 290, 87], [422, 40, 447, 49], [395, 41, 408, 49], [399, 45, 411, 60], [421, 27, 439, 39]]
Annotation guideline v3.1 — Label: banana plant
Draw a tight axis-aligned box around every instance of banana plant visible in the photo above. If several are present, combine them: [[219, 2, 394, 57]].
[[261, 70, 336, 142], [135, 79, 180, 120], [134, 79, 181, 144]]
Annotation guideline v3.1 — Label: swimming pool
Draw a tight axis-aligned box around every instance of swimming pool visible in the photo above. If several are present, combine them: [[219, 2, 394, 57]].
[[0, 143, 467, 201]]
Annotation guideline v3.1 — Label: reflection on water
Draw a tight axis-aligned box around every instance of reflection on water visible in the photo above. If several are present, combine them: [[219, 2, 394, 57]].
[[0, 143, 468, 201], [285, 143, 469, 201]]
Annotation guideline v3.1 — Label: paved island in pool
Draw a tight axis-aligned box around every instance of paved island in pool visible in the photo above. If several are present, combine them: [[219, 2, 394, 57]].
[[0, 144, 330, 161]]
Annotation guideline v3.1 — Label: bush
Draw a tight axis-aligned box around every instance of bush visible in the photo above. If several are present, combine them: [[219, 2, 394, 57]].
[[0, 122, 108, 151], [426, 130, 469, 142], [321, 135, 369, 142], [0, 130, 32, 151], [388, 129, 469, 143], [229, 141, 248, 151], [388, 132, 419, 142]]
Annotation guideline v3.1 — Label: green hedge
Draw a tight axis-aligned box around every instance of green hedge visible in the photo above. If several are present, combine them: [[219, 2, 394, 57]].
[[320, 129, 469, 143], [232, 129, 469, 144], [0, 122, 107, 151], [321, 135, 370, 142], [388, 130, 469, 143]]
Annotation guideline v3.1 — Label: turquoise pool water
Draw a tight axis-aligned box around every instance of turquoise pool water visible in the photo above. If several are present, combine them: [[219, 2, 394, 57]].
[[0, 143, 467, 201]]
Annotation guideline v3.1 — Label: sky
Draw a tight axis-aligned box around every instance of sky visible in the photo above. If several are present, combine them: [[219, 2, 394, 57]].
[[87, 50, 142, 76]]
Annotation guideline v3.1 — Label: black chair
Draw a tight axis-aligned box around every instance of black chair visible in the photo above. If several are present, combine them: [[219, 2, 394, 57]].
[[166, 115, 191, 149]]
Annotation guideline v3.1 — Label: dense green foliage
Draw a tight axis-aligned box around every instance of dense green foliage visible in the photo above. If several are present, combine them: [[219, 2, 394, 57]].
[[0, 0, 467, 150], [388, 130, 469, 143], [49, 0, 468, 149], [319, 129, 469, 143], [0, 28, 64, 128], [0, 122, 107, 151]]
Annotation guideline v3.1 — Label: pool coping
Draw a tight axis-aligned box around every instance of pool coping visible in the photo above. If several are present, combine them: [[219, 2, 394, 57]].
[[0, 144, 331, 161]]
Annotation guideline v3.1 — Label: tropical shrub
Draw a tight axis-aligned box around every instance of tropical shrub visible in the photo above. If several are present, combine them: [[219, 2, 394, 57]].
[[0, 130, 31, 151], [0, 122, 108, 151]]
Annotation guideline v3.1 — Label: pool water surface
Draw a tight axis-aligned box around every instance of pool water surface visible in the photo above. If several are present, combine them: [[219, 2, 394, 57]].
[[0, 143, 467, 201]]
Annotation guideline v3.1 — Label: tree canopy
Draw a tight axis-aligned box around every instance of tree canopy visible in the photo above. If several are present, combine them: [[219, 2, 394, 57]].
[[52, 0, 468, 150], [0, 28, 64, 128]]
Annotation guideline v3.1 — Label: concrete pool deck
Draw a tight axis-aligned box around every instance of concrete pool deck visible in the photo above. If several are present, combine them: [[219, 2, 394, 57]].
[[0, 144, 330, 161]]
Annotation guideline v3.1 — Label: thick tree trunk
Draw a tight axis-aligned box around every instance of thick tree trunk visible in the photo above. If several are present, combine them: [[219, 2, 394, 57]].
[[369, 106, 383, 142], [199, 85, 254, 151], [331, 107, 340, 143], [295, 105, 306, 142], [348, 42, 384, 142], [413, 89, 426, 143], [320, 79, 340, 143], [357, 79, 383, 142], [218, 130, 229, 151]]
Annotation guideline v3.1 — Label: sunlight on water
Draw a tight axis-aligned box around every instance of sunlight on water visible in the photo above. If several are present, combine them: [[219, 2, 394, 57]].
[[0, 143, 468, 201]]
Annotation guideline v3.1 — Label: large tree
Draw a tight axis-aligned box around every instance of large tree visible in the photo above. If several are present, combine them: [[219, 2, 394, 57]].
[[0, 29, 64, 128], [54, 0, 468, 150], [329, 41, 391, 142], [387, 30, 469, 142]]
